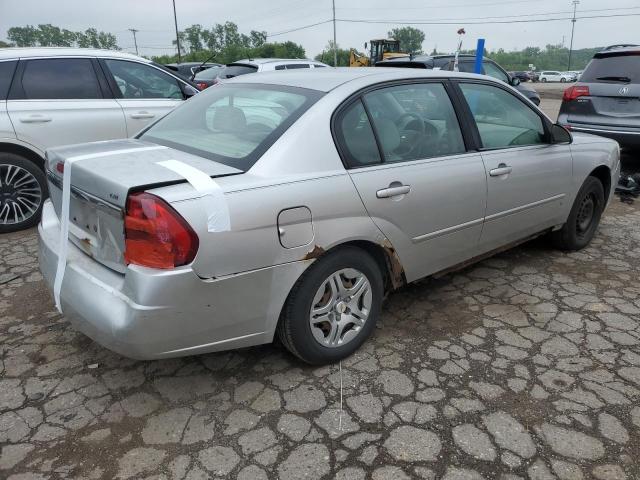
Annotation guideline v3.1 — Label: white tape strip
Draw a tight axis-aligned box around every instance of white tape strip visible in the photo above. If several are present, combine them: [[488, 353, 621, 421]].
[[157, 159, 231, 233], [52, 145, 168, 313]]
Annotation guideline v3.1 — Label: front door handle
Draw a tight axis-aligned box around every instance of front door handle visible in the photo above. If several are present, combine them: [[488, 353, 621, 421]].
[[376, 184, 411, 198], [19, 115, 52, 123], [130, 111, 155, 119], [489, 163, 513, 176]]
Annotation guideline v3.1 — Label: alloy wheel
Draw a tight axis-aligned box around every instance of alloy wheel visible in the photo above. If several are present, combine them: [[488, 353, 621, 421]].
[[309, 268, 372, 348], [0, 163, 43, 226]]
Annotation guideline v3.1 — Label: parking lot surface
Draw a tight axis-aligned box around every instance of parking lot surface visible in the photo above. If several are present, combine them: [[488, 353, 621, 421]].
[[1, 95, 639, 479]]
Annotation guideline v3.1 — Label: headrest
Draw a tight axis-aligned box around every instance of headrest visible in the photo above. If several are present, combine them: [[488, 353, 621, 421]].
[[212, 105, 247, 132], [375, 118, 401, 153]]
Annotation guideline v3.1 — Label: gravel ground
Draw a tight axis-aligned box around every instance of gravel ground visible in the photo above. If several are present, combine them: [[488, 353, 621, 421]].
[[1, 102, 640, 479]]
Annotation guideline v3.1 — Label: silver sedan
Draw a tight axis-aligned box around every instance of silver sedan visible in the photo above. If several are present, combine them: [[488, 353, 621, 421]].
[[38, 68, 620, 364]]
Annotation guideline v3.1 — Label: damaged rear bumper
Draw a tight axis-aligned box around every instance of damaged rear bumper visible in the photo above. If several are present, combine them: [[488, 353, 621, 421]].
[[38, 200, 307, 359]]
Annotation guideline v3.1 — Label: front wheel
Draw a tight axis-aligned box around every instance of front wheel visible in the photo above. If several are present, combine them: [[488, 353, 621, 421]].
[[560, 77, 567, 83], [0, 153, 47, 233], [541, 78, 547, 82], [551, 176, 605, 251], [277, 246, 384, 365]]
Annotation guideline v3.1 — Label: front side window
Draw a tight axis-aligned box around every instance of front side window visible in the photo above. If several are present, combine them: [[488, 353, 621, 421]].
[[363, 83, 466, 163], [482, 62, 509, 83], [21, 58, 101, 99], [140, 84, 322, 170], [459, 83, 546, 149], [335, 100, 381, 167], [104, 59, 182, 99]]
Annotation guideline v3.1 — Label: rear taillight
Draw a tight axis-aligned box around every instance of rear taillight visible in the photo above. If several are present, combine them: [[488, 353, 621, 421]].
[[563, 85, 590, 102], [124, 192, 199, 269], [56, 162, 64, 174], [196, 82, 208, 90]]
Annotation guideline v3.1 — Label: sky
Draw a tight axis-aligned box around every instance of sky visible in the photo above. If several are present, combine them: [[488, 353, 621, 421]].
[[1, 0, 639, 59]]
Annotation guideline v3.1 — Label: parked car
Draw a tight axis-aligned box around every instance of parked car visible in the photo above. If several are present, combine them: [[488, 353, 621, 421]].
[[558, 45, 640, 148], [510, 71, 532, 82], [164, 62, 221, 80], [214, 58, 330, 83], [39, 68, 619, 364], [561, 71, 579, 82], [0, 47, 199, 232], [192, 65, 225, 89], [539, 71, 575, 83], [377, 54, 541, 105], [528, 71, 540, 82]]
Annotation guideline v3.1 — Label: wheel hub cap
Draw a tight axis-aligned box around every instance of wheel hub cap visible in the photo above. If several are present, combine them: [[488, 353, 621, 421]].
[[309, 268, 372, 348], [0, 164, 42, 226], [576, 194, 595, 233]]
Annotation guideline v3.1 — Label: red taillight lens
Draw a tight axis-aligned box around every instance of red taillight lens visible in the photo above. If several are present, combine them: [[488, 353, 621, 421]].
[[124, 192, 199, 269], [196, 82, 208, 90], [56, 162, 64, 174], [563, 85, 590, 102]]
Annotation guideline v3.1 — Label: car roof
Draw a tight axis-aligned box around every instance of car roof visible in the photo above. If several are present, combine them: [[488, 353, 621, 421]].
[[225, 66, 494, 93], [0, 47, 150, 62], [230, 58, 327, 67]]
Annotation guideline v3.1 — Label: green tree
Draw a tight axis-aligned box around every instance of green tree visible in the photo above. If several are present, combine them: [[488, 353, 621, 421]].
[[314, 40, 350, 66], [76, 28, 118, 49], [183, 24, 204, 53], [388, 27, 425, 55], [35, 24, 76, 47], [7, 26, 38, 46]]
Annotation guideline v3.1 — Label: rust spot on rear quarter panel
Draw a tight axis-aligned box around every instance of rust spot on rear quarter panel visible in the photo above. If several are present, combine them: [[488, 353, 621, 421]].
[[303, 245, 325, 260], [381, 239, 405, 290]]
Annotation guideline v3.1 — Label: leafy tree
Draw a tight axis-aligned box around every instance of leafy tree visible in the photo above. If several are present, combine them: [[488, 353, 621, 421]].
[[76, 28, 118, 49], [314, 40, 350, 66], [7, 25, 118, 49], [183, 24, 204, 53], [7, 26, 38, 46], [388, 27, 425, 55], [35, 24, 76, 47]]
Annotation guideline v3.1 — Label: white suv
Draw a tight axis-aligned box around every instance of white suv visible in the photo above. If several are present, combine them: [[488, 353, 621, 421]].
[[216, 58, 329, 81], [539, 71, 575, 83], [0, 47, 199, 232]]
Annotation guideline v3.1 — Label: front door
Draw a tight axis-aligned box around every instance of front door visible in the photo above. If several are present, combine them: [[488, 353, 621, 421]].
[[7, 58, 126, 152], [456, 81, 572, 253], [334, 81, 487, 282], [100, 59, 185, 136]]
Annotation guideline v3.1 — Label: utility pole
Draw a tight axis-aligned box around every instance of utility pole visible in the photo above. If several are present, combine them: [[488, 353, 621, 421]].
[[172, 0, 182, 63], [332, 0, 337, 67], [568, 0, 579, 70], [128, 29, 139, 55]]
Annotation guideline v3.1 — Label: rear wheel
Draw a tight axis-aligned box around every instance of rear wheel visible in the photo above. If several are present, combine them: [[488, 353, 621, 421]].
[[0, 153, 47, 233], [551, 176, 604, 250], [277, 246, 384, 365], [560, 77, 567, 83]]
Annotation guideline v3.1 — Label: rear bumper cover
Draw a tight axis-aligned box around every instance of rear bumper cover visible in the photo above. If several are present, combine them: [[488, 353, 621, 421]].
[[38, 200, 307, 359]]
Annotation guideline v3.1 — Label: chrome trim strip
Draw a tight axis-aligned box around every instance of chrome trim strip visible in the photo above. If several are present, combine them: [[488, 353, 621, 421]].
[[485, 194, 566, 222], [412, 217, 484, 243], [570, 126, 640, 136], [46, 169, 122, 215]]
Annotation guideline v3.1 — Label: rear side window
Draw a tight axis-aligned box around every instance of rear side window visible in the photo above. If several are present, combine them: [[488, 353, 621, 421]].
[[0, 61, 17, 100], [580, 53, 640, 84], [104, 59, 183, 99], [20, 58, 102, 99], [221, 65, 258, 78], [335, 100, 382, 167]]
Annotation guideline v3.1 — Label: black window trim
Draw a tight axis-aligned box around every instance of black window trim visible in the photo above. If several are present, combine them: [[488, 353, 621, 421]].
[[449, 78, 554, 152], [0, 59, 18, 101], [8, 56, 108, 101], [331, 78, 477, 170]]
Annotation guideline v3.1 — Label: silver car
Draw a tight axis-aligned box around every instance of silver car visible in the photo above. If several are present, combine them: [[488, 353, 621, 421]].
[[38, 68, 620, 364]]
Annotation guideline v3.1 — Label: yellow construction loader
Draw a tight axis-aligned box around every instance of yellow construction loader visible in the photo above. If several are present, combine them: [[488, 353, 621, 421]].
[[349, 39, 410, 67]]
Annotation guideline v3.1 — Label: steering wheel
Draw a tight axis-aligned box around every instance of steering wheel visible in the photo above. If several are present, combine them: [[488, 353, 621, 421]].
[[394, 113, 425, 157]]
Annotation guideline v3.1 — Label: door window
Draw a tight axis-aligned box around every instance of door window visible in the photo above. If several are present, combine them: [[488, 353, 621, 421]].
[[459, 83, 546, 149], [363, 83, 465, 163], [482, 62, 509, 83], [334, 100, 381, 167], [0, 61, 17, 100], [104, 59, 183, 99], [20, 58, 102, 99]]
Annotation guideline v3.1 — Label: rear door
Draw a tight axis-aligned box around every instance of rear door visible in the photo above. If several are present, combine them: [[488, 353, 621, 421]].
[[337, 81, 488, 282], [100, 59, 185, 136], [7, 57, 126, 152], [566, 52, 640, 127], [455, 81, 572, 253]]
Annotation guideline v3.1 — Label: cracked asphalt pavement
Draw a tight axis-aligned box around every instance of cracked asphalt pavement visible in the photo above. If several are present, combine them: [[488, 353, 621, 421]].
[[2, 99, 640, 479]]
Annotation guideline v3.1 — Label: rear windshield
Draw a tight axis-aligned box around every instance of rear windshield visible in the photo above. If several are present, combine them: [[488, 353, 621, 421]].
[[139, 84, 322, 170], [580, 53, 640, 83], [194, 66, 223, 80], [220, 64, 258, 79]]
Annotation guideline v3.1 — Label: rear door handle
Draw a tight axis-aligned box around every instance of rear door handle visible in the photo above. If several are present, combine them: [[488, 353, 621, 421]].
[[489, 164, 513, 176], [19, 115, 52, 123], [376, 185, 411, 198], [130, 111, 155, 119]]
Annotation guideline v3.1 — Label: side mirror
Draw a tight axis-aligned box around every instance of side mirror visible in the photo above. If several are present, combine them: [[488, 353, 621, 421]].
[[551, 123, 572, 144], [510, 76, 521, 86], [181, 84, 199, 98]]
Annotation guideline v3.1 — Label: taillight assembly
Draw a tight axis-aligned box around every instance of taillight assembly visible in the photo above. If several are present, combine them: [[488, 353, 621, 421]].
[[563, 85, 590, 102], [196, 82, 208, 90], [124, 192, 199, 269]]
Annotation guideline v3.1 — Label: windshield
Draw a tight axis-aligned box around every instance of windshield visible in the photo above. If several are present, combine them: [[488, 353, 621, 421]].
[[580, 54, 640, 83], [194, 66, 224, 81], [139, 84, 322, 170]]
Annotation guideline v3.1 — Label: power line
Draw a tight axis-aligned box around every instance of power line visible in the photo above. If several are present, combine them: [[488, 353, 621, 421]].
[[267, 19, 333, 37]]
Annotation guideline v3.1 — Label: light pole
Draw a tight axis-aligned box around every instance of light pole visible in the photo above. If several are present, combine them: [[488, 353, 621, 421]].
[[172, 0, 182, 63], [128, 28, 139, 55], [332, 0, 337, 67], [567, 0, 579, 70]]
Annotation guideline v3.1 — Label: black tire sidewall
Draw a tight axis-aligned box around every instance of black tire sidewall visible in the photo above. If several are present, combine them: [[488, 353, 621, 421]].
[[284, 247, 384, 365], [563, 176, 605, 250], [0, 153, 47, 233]]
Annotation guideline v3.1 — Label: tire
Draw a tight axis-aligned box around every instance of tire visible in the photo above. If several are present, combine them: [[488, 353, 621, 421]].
[[277, 246, 384, 365], [551, 176, 605, 251], [0, 153, 47, 233], [560, 77, 567, 83], [541, 78, 547, 83]]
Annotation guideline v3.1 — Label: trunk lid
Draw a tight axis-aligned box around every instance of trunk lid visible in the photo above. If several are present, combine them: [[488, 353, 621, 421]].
[[46, 139, 242, 272]]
